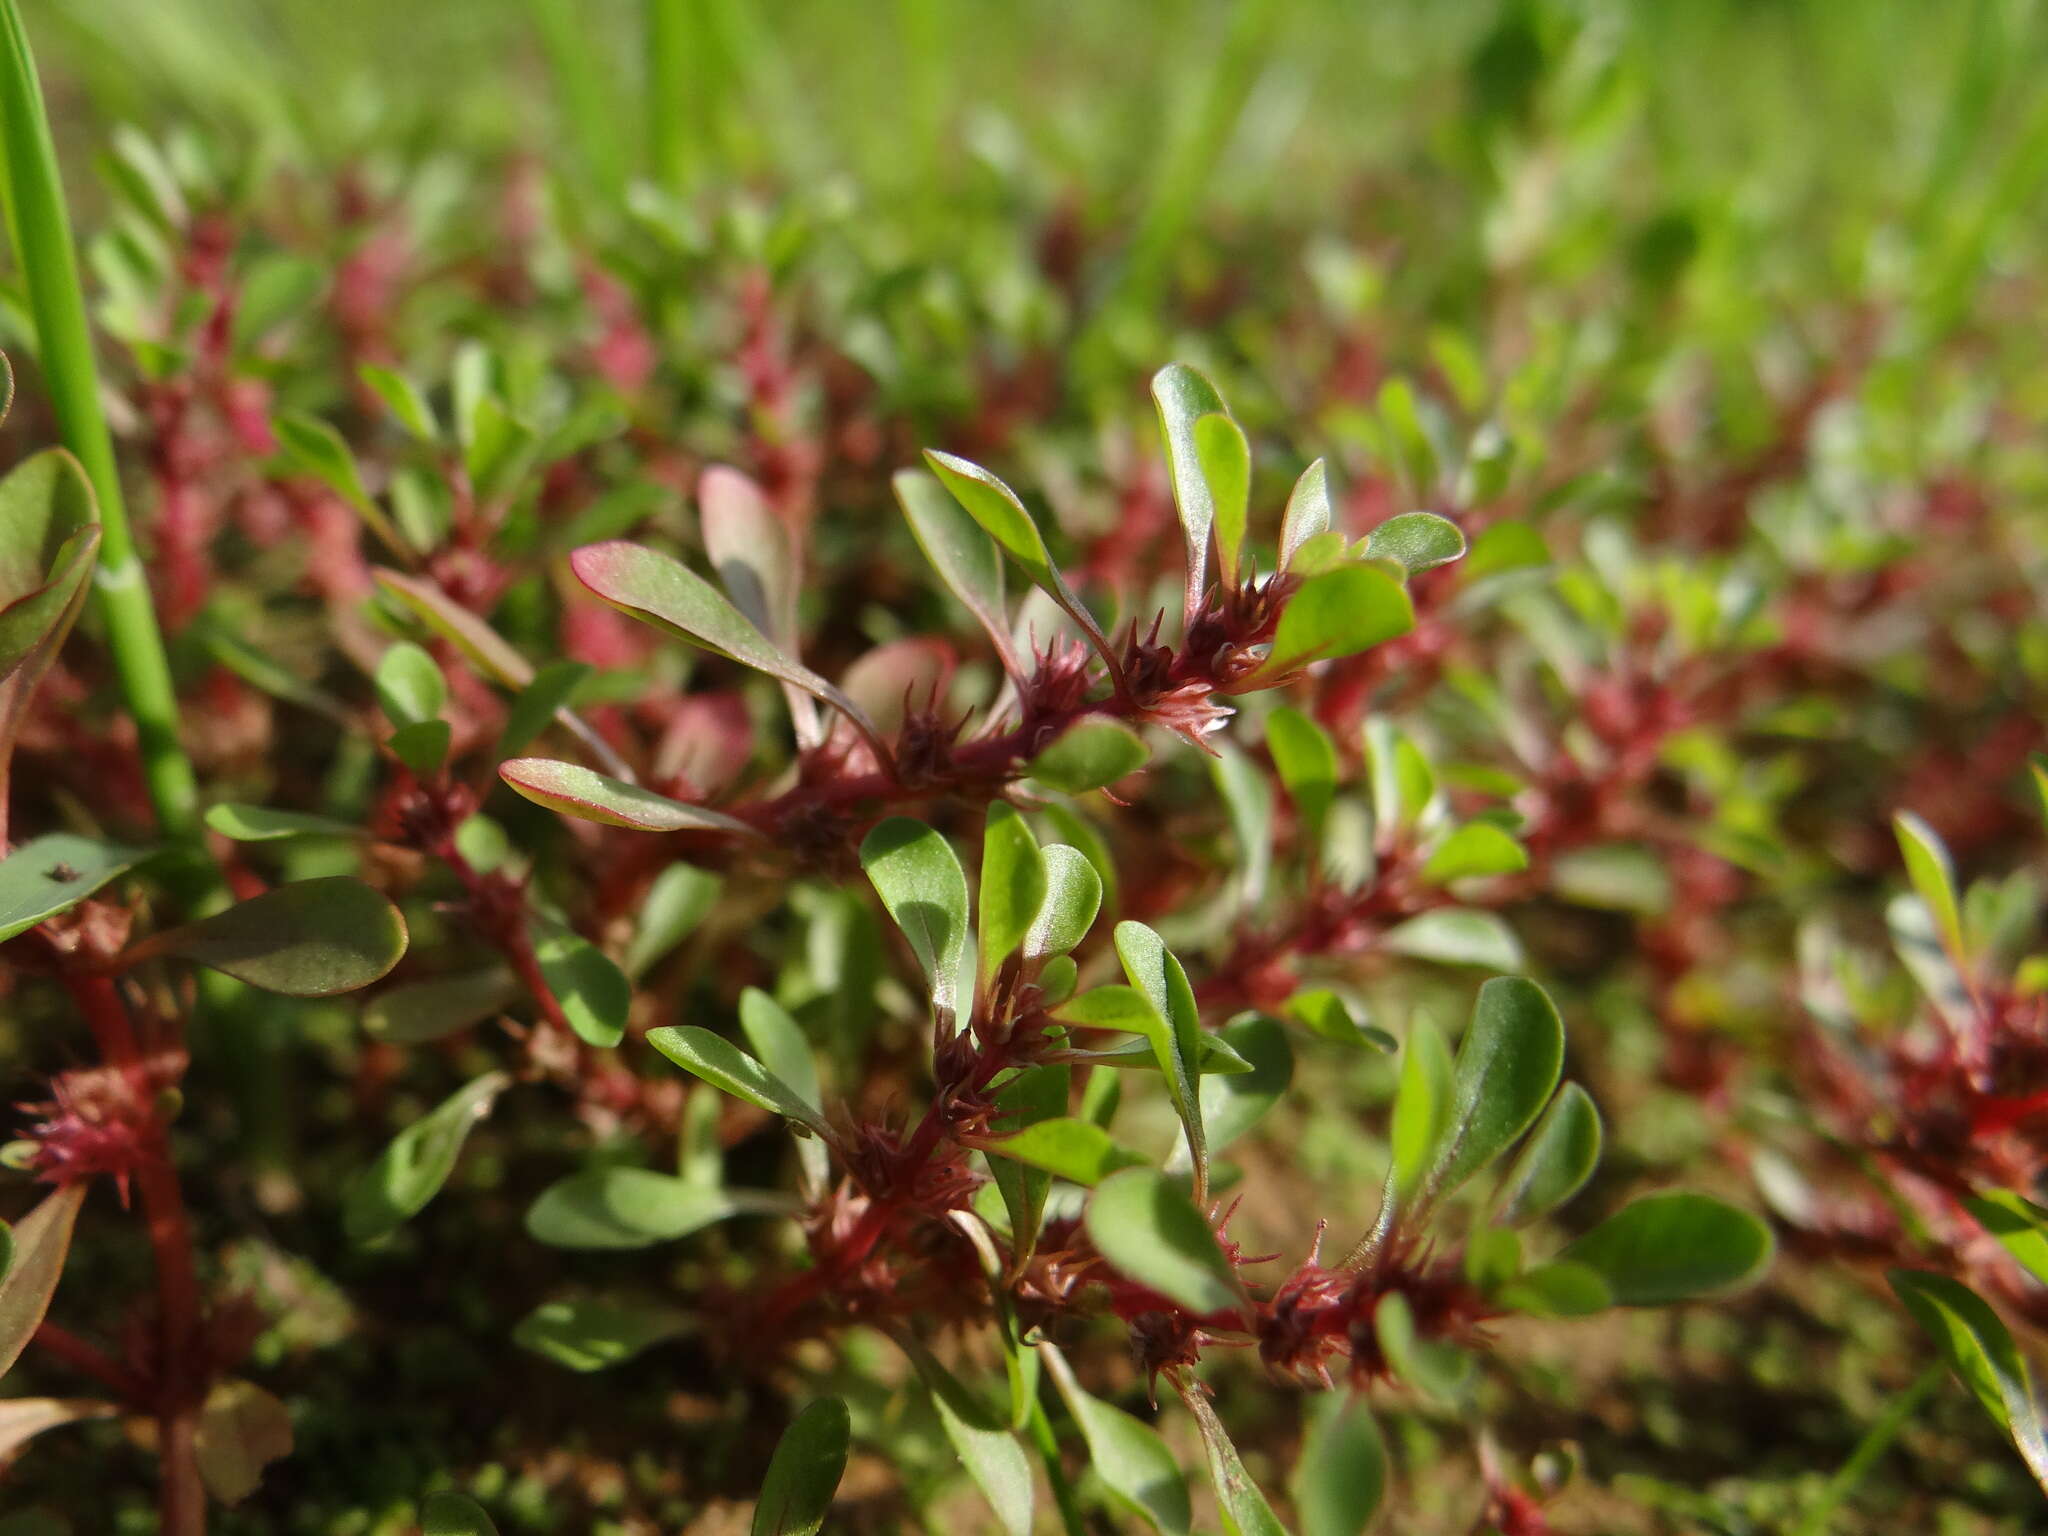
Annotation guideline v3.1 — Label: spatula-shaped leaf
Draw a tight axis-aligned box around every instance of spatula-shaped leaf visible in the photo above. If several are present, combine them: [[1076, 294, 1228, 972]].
[[343, 1072, 510, 1244], [526, 1166, 753, 1249], [500, 757, 756, 835], [1025, 844, 1103, 961], [860, 817, 969, 1024], [1492, 1083, 1602, 1226], [1290, 1391, 1384, 1536], [893, 468, 1017, 675], [751, 1397, 851, 1536], [1559, 1192, 1772, 1305], [741, 987, 829, 1188], [1152, 363, 1230, 620], [531, 922, 630, 1048], [1388, 1013, 1454, 1206], [1381, 908, 1522, 971], [0, 1183, 86, 1383], [1114, 921, 1207, 1189], [513, 1297, 694, 1374], [1420, 822, 1529, 884], [1041, 1342, 1191, 1536], [374, 641, 445, 727], [1194, 412, 1250, 588], [978, 805, 1046, 988], [923, 450, 1116, 670], [0, 833, 144, 941], [422, 1492, 501, 1535], [1422, 977, 1565, 1205], [988, 1116, 1145, 1187], [570, 540, 881, 744], [1360, 512, 1466, 576], [701, 464, 819, 744], [1025, 717, 1150, 793], [645, 1026, 833, 1140], [125, 877, 407, 996], [1087, 1168, 1243, 1317], [1175, 1373, 1291, 1536], [1237, 564, 1412, 691], [1278, 458, 1331, 571]]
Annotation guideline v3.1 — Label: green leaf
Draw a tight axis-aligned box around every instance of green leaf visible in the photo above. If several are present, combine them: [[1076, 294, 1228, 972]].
[[0, 449, 97, 682], [1363, 717, 1434, 836], [387, 718, 452, 778], [496, 660, 592, 759], [1463, 1226, 1523, 1292], [1420, 822, 1529, 884], [1360, 512, 1466, 576], [1493, 1082, 1602, 1226], [1209, 739, 1274, 910], [358, 363, 439, 440], [203, 803, 362, 842], [1422, 978, 1565, 1204], [1892, 1271, 2048, 1489], [700, 464, 799, 647], [1895, 811, 1968, 963], [645, 1025, 833, 1139], [1373, 1290, 1471, 1401], [526, 1166, 754, 1250], [570, 540, 878, 740], [127, 877, 407, 996], [860, 817, 970, 1023], [1965, 1193, 2048, 1288], [191, 1377, 294, 1503], [1265, 707, 1338, 847], [1042, 1343, 1191, 1536], [1560, 1193, 1773, 1305], [913, 1349, 1034, 1536], [1291, 1392, 1384, 1536], [979, 804, 1047, 988], [1279, 458, 1331, 571], [343, 1072, 510, 1245], [987, 1064, 1071, 1247], [531, 923, 631, 1048], [1025, 844, 1102, 961], [513, 1297, 693, 1373], [499, 757, 755, 835], [274, 410, 404, 552], [0, 1183, 85, 1384], [362, 967, 519, 1044], [1551, 845, 1670, 914], [1114, 921, 1208, 1188], [1177, 1377, 1291, 1536], [738, 988, 822, 1114], [893, 468, 1014, 671], [1239, 564, 1413, 689], [1281, 989, 1394, 1050], [1026, 716, 1151, 793], [0, 833, 144, 942], [1193, 1015, 1292, 1156], [1381, 908, 1522, 970], [1389, 1014, 1454, 1204], [1496, 1260, 1613, 1317], [924, 450, 1112, 662], [375, 644, 445, 729], [623, 861, 723, 979], [374, 569, 536, 690], [987, 1116, 1144, 1187], [1194, 412, 1251, 587], [1152, 362, 1231, 617], [1087, 1168, 1242, 1316], [751, 1398, 851, 1536], [422, 1492, 501, 1535]]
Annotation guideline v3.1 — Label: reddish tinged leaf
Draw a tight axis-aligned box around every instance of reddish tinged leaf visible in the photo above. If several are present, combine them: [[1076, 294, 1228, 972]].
[[500, 757, 757, 835], [0, 1182, 87, 1384]]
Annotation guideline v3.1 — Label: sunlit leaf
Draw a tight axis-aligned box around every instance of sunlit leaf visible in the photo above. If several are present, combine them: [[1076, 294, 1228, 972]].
[[513, 1297, 694, 1373], [499, 757, 755, 835], [1025, 717, 1150, 793], [1381, 908, 1521, 970], [1152, 362, 1230, 618], [860, 817, 970, 1024], [893, 468, 1015, 672], [1419, 822, 1528, 884], [987, 1116, 1144, 1187], [1891, 1270, 2048, 1490], [1492, 1082, 1602, 1226], [645, 1026, 833, 1139], [1238, 564, 1413, 690], [912, 1347, 1034, 1536], [1895, 811, 1968, 963], [1025, 844, 1102, 962], [1422, 977, 1565, 1204], [0, 833, 145, 942], [1042, 1343, 1191, 1536], [1114, 921, 1208, 1186], [1265, 707, 1338, 847], [1560, 1193, 1773, 1306], [1360, 512, 1466, 576], [1176, 1375, 1291, 1536], [1087, 1168, 1242, 1317], [343, 1072, 511, 1245], [1194, 411, 1250, 587], [979, 804, 1046, 988], [531, 922, 630, 1048], [1279, 458, 1331, 572], [192, 1378, 293, 1503]]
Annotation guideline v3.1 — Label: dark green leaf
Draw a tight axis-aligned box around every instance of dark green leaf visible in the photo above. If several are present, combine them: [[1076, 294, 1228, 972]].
[[1042, 1343, 1190, 1536], [387, 718, 451, 778], [646, 1026, 833, 1139], [893, 468, 1014, 670], [362, 968, 518, 1044], [751, 1398, 851, 1536], [1265, 707, 1338, 847], [128, 877, 407, 996], [1890, 1270, 2048, 1488], [1493, 1083, 1602, 1226], [496, 660, 592, 759], [1291, 1392, 1384, 1536], [1496, 1260, 1613, 1317], [913, 1348, 1034, 1536], [1177, 1376, 1291, 1536], [422, 1492, 500, 1535], [1026, 716, 1151, 793], [1087, 1168, 1242, 1317], [1114, 921, 1208, 1186], [1423, 978, 1565, 1203], [1194, 1015, 1292, 1156]]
